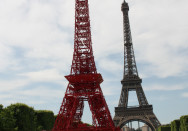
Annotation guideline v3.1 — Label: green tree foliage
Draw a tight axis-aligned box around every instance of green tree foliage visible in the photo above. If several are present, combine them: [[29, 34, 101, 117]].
[[0, 104, 3, 111], [6, 103, 36, 131], [180, 115, 188, 131], [171, 119, 180, 131], [157, 115, 188, 131], [0, 105, 16, 131], [54, 114, 58, 121], [157, 124, 171, 131], [35, 110, 55, 131]]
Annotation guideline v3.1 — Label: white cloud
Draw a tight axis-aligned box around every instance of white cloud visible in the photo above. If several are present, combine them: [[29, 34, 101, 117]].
[[144, 84, 185, 91], [0, 0, 74, 74], [149, 96, 169, 101], [182, 93, 188, 98], [19, 69, 65, 83], [0, 79, 29, 92], [98, 58, 122, 73], [131, 0, 188, 78], [89, 0, 123, 60], [18, 86, 64, 98], [101, 86, 117, 96], [0, 84, 65, 108], [0, 43, 14, 72], [90, 0, 188, 78], [0, 0, 187, 78]]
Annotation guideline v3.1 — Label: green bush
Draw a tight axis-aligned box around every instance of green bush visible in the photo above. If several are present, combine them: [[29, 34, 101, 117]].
[[35, 110, 55, 131], [0, 105, 16, 131], [180, 125, 188, 131], [157, 125, 171, 131], [6, 103, 36, 131], [185, 126, 188, 131], [0, 104, 3, 111], [171, 119, 180, 131], [180, 115, 188, 131], [180, 115, 188, 126], [54, 114, 58, 121]]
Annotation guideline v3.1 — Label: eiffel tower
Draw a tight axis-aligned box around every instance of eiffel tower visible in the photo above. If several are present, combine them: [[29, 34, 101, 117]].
[[113, 1, 161, 130], [52, 0, 120, 130]]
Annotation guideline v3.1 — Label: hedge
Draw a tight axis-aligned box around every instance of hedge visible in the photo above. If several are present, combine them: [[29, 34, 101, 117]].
[[0, 105, 16, 131], [171, 119, 180, 131], [157, 124, 171, 131], [35, 110, 55, 131], [0, 104, 3, 111], [180, 115, 188, 126], [180, 115, 188, 131], [3, 102, 188, 131], [54, 114, 58, 120], [180, 125, 188, 131], [6, 103, 36, 131], [0, 103, 58, 131]]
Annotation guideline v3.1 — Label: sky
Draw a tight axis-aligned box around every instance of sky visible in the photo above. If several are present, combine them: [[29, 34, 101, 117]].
[[0, 0, 188, 126]]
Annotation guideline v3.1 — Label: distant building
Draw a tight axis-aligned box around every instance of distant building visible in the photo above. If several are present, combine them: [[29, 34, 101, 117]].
[[122, 124, 151, 131], [142, 124, 152, 131], [122, 125, 131, 131]]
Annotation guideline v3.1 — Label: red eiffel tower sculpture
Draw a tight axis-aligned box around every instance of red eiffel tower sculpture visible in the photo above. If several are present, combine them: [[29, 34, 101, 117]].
[[52, 0, 120, 131]]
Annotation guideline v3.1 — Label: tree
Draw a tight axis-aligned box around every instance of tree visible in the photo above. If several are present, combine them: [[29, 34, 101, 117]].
[[0, 105, 16, 131], [6, 103, 36, 131], [0, 104, 3, 111], [35, 110, 55, 130]]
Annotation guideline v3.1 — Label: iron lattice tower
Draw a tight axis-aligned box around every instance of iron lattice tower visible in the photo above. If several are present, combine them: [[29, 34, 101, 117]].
[[53, 0, 120, 131], [113, 1, 161, 130]]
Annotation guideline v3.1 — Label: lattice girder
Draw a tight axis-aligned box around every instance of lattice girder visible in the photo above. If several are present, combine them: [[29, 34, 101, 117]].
[[113, 1, 161, 130], [53, 0, 120, 130]]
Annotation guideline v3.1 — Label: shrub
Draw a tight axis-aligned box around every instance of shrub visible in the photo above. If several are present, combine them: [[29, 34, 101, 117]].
[[180, 115, 188, 126], [0, 105, 16, 131], [35, 110, 55, 131], [171, 119, 180, 131], [6, 103, 36, 131], [157, 124, 171, 131], [180, 115, 188, 131], [54, 114, 58, 121], [0, 104, 3, 111], [180, 125, 188, 131]]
